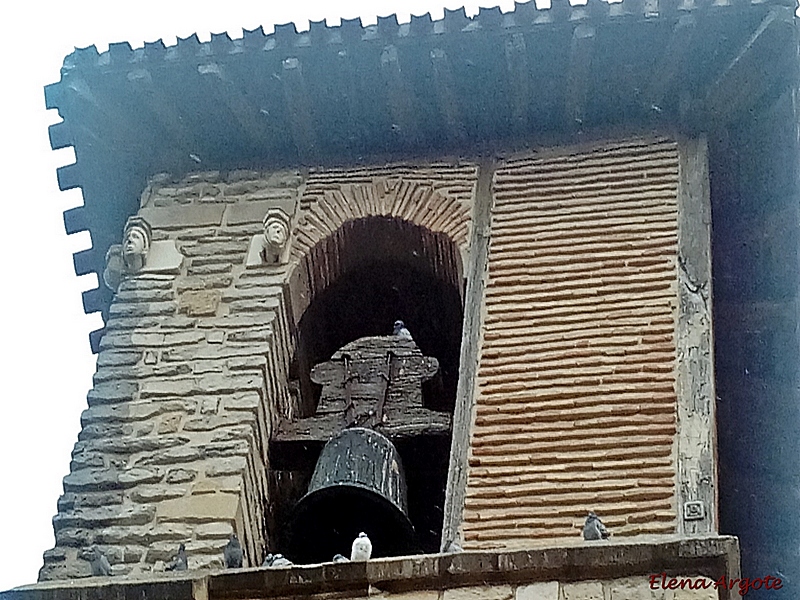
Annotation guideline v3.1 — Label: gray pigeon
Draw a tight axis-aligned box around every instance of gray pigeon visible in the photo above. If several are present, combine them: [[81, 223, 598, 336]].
[[350, 532, 372, 561], [89, 547, 112, 576], [333, 553, 349, 563], [269, 554, 292, 567], [165, 543, 188, 572], [224, 534, 243, 568], [583, 512, 610, 540], [393, 320, 412, 340], [444, 540, 463, 554], [262, 553, 274, 567]]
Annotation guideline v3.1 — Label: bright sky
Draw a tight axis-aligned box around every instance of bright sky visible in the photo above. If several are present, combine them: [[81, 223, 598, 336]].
[[0, 0, 525, 591]]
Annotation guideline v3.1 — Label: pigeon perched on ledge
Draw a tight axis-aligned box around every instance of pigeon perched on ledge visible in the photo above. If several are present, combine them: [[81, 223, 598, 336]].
[[333, 553, 350, 563], [166, 544, 188, 572], [270, 554, 292, 567], [88, 547, 112, 577], [224, 535, 243, 568], [351, 532, 373, 561], [583, 512, 611, 540], [393, 320, 412, 340]]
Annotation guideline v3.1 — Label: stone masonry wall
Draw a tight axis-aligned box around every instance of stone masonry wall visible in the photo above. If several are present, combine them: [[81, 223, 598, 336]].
[[39, 162, 478, 580]]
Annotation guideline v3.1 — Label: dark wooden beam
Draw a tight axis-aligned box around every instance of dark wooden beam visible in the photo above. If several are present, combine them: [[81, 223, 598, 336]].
[[197, 61, 271, 149], [504, 32, 532, 131], [702, 6, 796, 125], [643, 14, 697, 111], [280, 56, 318, 163], [380, 44, 421, 146], [430, 48, 467, 143], [564, 23, 596, 131]]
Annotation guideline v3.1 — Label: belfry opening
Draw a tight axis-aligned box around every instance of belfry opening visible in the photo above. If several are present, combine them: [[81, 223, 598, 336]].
[[270, 216, 464, 562]]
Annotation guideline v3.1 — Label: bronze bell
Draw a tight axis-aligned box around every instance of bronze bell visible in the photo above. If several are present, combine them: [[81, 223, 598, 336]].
[[289, 427, 417, 563]]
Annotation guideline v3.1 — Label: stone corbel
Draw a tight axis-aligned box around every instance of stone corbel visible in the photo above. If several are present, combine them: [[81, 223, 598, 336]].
[[102, 216, 183, 292], [246, 206, 294, 266]]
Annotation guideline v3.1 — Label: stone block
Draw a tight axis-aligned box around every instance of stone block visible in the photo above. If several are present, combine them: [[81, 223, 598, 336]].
[[227, 355, 268, 369], [205, 457, 247, 477], [115, 288, 175, 303], [605, 577, 661, 600], [222, 392, 261, 411], [156, 492, 239, 523], [179, 290, 221, 316], [53, 504, 156, 530], [201, 397, 220, 414], [176, 275, 234, 291], [194, 360, 224, 374], [561, 582, 604, 600], [166, 469, 197, 483], [131, 484, 189, 503], [140, 204, 226, 228], [229, 297, 281, 314], [195, 522, 233, 539], [206, 330, 225, 344], [204, 440, 250, 457], [137, 446, 204, 465], [81, 400, 194, 425], [87, 381, 138, 405], [77, 435, 189, 454], [158, 414, 182, 434], [211, 425, 254, 443], [117, 468, 164, 487], [192, 477, 242, 495], [97, 351, 141, 367], [443, 586, 513, 600], [371, 592, 440, 600], [672, 579, 716, 600], [180, 241, 245, 258], [109, 301, 177, 318], [183, 413, 256, 432], [516, 582, 559, 600], [189, 262, 233, 275], [227, 198, 297, 225]]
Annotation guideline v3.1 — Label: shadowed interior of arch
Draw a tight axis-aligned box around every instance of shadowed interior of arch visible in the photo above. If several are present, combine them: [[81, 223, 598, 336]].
[[271, 216, 465, 558]]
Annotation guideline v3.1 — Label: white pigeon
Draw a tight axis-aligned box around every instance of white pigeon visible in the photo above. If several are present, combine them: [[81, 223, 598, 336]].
[[333, 553, 350, 563], [393, 320, 412, 340], [89, 547, 112, 576], [269, 554, 293, 567], [350, 532, 373, 561], [583, 511, 610, 540]]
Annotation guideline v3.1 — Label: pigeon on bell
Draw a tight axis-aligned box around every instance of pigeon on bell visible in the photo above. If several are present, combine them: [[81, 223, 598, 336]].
[[351, 532, 373, 561], [88, 547, 112, 577], [224, 534, 243, 568], [583, 512, 610, 540], [333, 553, 350, 563], [165, 543, 188, 571], [393, 320, 412, 340], [269, 554, 292, 567]]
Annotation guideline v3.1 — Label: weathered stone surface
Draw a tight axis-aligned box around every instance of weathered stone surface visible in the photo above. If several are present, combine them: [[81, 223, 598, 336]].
[[515, 582, 559, 600], [141, 374, 262, 398], [176, 275, 234, 292], [64, 468, 162, 491], [86, 381, 137, 405], [229, 297, 281, 314], [58, 491, 124, 511], [78, 423, 130, 440], [131, 484, 189, 503], [69, 453, 105, 471], [166, 469, 197, 483], [157, 414, 182, 434], [97, 351, 141, 367], [204, 440, 250, 457], [162, 344, 271, 362], [115, 289, 175, 303], [42, 548, 67, 564], [155, 493, 239, 523], [179, 290, 221, 316], [54, 527, 93, 547], [118, 278, 173, 292], [227, 355, 268, 369], [109, 301, 177, 318], [140, 204, 226, 228], [605, 577, 661, 600], [95, 523, 192, 545], [371, 592, 440, 600], [221, 392, 261, 411], [211, 425, 254, 443], [561, 582, 604, 600], [182, 413, 256, 432], [53, 504, 156, 530], [179, 241, 246, 258], [191, 477, 242, 495], [443, 586, 513, 600], [196, 315, 274, 329], [195, 522, 233, 539], [193, 360, 224, 374], [75, 435, 189, 454], [205, 457, 247, 477], [81, 400, 195, 425], [137, 446, 204, 465], [188, 262, 233, 275], [201, 397, 219, 414]]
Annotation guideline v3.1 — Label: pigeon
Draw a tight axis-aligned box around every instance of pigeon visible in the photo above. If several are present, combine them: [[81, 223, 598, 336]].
[[269, 554, 292, 567], [350, 532, 372, 561], [583, 512, 610, 540], [224, 534, 243, 568], [444, 540, 463, 554], [165, 543, 188, 572], [88, 547, 112, 576], [261, 553, 274, 567], [333, 553, 350, 563], [393, 320, 412, 340]]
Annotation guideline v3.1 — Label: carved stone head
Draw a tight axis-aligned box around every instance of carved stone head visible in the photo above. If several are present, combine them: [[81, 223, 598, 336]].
[[122, 216, 152, 272], [262, 209, 291, 263]]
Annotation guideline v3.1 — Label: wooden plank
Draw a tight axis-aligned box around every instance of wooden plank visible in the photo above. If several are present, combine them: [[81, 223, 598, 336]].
[[440, 159, 493, 551], [675, 135, 716, 535]]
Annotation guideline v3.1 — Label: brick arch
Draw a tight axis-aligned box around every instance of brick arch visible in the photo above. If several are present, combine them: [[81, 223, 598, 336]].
[[287, 178, 471, 322]]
